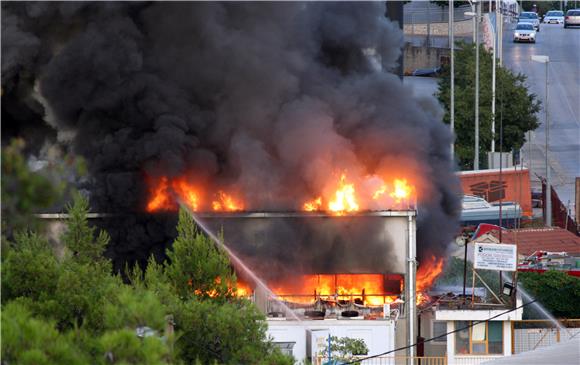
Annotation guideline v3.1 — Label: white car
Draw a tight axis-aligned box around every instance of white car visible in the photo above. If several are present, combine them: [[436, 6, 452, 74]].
[[518, 11, 541, 31], [513, 23, 536, 43], [543, 10, 565, 24]]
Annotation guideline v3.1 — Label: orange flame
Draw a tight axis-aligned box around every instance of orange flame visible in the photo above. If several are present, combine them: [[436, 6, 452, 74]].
[[173, 179, 200, 211], [390, 179, 413, 203], [265, 274, 399, 306], [301, 171, 416, 215], [146, 177, 173, 212], [328, 174, 359, 214], [372, 185, 388, 200], [212, 191, 244, 211], [146, 176, 245, 212], [303, 197, 322, 211], [236, 280, 252, 297], [416, 255, 445, 305]]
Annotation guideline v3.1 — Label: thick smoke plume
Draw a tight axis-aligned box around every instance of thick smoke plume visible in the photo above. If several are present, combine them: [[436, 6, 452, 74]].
[[2, 2, 461, 272]]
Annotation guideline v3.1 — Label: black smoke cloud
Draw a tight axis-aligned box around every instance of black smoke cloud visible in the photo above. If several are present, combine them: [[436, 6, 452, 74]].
[[2, 2, 461, 272]]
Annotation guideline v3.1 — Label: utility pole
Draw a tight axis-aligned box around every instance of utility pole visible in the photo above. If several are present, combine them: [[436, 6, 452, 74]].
[[450, 0, 455, 158], [492, 0, 497, 153], [544, 60, 551, 226], [474, 1, 480, 170], [499, 0, 503, 66], [531, 55, 551, 226]]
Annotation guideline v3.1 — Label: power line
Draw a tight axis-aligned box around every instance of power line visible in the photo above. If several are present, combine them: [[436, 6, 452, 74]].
[[342, 298, 538, 364]]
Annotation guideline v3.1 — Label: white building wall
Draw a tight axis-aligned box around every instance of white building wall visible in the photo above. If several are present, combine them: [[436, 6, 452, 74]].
[[267, 319, 395, 364], [447, 321, 456, 364], [502, 321, 511, 356]]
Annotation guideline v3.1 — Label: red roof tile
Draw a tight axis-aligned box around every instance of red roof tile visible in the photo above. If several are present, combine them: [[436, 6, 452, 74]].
[[489, 228, 580, 256]]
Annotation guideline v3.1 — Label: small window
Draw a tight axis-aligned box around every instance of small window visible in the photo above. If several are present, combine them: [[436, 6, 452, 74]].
[[274, 342, 295, 357], [433, 321, 447, 343], [488, 322, 503, 354], [455, 321, 503, 355], [455, 321, 470, 355]]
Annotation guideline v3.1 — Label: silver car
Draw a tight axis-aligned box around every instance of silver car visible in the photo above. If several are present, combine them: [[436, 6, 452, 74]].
[[543, 10, 564, 24], [513, 23, 537, 43], [564, 9, 580, 28], [518, 12, 541, 31]]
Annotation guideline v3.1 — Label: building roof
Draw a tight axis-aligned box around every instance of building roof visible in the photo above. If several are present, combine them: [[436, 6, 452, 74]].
[[486, 227, 580, 256]]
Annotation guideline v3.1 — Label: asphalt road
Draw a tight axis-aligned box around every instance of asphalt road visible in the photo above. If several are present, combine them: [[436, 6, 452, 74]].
[[501, 22, 580, 214]]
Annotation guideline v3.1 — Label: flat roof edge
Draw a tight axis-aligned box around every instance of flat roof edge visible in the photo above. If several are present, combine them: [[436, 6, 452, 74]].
[[35, 210, 417, 219]]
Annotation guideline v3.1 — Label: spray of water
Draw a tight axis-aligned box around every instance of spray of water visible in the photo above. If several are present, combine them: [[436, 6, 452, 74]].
[[178, 203, 301, 321], [501, 272, 568, 334]]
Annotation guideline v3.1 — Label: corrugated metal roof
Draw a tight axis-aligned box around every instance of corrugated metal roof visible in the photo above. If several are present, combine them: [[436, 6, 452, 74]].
[[488, 227, 580, 255]]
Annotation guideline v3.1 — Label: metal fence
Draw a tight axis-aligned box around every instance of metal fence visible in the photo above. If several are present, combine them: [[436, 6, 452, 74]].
[[404, 4, 473, 23], [315, 356, 447, 365], [512, 319, 580, 354]]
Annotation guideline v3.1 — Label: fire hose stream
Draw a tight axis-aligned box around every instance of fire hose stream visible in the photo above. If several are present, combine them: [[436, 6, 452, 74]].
[[178, 201, 302, 321]]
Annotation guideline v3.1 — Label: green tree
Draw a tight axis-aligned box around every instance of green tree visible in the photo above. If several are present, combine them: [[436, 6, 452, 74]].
[[520, 1, 572, 15], [1, 198, 292, 365], [62, 193, 110, 264], [519, 271, 580, 318], [318, 336, 369, 364], [1, 232, 59, 304], [165, 209, 236, 300], [98, 329, 171, 365], [1, 303, 88, 365], [1, 139, 63, 238], [437, 42, 540, 170], [1, 195, 177, 364], [161, 209, 293, 364], [174, 298, 289, 365]]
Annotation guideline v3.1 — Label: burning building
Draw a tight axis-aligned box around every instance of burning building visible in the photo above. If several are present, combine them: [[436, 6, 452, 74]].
[[3, 2, 461, 362]]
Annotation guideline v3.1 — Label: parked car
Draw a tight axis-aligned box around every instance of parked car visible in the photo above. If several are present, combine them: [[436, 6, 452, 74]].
[[543, 10, 565, 24], [518, 12, 541, 31], [564, 9, 580, 28], [513, 23, 537, 43]]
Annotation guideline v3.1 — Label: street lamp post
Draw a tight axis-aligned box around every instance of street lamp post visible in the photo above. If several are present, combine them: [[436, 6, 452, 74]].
[[450, 0, 455, 159], [466, 1, 481, 170], [531, 55, 551, 226]]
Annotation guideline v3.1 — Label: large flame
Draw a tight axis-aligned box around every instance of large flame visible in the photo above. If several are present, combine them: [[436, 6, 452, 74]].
[[212, 191, 244, 212], [146, 176, 173, 212], [416, 255, 445, 305], [147, 169, 415, 213], [390, 179, 413, 203], [328, 174, 359, 214], [303, 171, 416, 215], [145, 176, 243, 212], [242, 274, 400, 306]]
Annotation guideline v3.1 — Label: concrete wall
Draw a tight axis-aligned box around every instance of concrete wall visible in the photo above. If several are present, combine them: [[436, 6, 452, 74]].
[[404, 44, 449, 73], [404, 19, 473, 36]]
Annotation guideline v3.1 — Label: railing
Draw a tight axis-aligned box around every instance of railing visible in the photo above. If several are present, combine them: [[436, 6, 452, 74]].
[[453, 356, 503, 365], [315, 356, 447, 365], [511, 319, 580, 354], [404, 4, 473, 23]]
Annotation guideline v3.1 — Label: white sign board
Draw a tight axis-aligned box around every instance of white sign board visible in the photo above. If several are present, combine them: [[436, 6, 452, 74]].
[[474, 243, 517, 271]]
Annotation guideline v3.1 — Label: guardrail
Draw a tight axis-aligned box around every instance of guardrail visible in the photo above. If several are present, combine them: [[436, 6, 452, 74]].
[[315, 355, 447, 365]]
